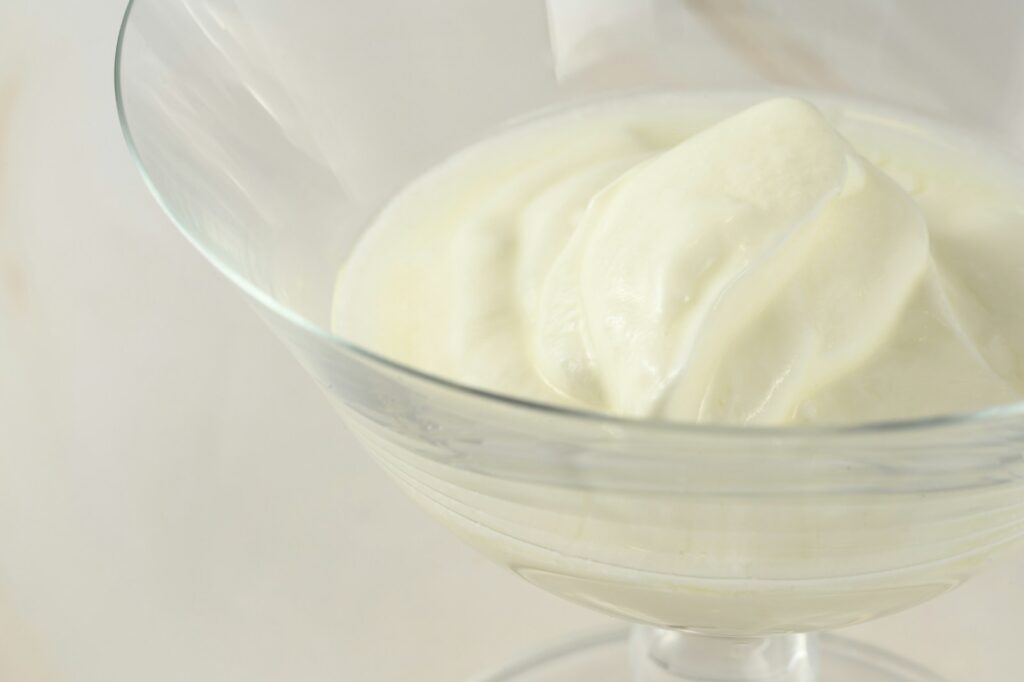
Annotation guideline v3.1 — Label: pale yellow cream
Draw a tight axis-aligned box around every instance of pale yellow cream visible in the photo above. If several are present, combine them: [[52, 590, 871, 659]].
[[333, 96, 1024, 425]]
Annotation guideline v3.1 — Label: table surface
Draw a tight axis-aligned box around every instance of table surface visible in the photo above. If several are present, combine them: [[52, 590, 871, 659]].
[[1, 2, 1022, 680]]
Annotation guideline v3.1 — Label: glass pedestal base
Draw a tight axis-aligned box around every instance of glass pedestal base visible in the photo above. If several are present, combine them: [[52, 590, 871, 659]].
[[474, 628, 946, 682]]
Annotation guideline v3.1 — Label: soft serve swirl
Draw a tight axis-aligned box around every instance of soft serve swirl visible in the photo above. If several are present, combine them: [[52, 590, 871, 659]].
[[333, 97, 1024, 424]]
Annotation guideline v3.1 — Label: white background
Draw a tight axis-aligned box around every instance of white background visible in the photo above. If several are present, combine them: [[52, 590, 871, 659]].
[[1, 1, 1023, 680]]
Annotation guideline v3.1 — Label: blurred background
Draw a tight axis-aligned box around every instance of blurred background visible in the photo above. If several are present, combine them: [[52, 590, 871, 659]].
[[2, 1, 1024, 680]]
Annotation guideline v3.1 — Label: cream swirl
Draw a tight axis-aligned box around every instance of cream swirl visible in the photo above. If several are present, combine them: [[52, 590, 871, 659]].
[[333, 97, 1024, 424]]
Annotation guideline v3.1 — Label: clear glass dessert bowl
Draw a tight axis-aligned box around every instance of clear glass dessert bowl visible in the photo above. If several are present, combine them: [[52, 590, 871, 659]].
[[115, 1, 1024, 679]]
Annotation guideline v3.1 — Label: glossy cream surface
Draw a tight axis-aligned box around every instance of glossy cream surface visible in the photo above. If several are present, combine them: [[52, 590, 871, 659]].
[[333, 95, 1024, 425]]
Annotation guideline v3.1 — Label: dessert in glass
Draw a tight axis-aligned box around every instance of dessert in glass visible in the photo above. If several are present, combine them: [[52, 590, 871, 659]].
[[116, 1, 1024, 679]]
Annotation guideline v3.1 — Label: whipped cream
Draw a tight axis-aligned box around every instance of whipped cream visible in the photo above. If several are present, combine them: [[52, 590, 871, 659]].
[[333, 96, 1024, 425]]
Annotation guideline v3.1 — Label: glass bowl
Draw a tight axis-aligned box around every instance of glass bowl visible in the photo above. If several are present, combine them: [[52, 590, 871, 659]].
[[115, 1, 1024, 679]]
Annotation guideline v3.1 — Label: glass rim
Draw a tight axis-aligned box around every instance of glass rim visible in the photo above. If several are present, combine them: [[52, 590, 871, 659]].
[[114, 0, 1024, 442]]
